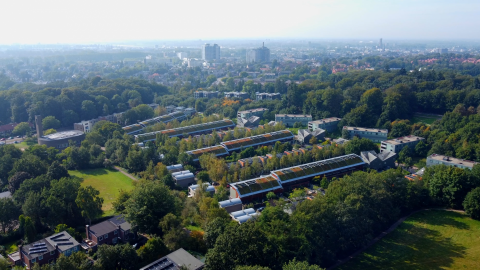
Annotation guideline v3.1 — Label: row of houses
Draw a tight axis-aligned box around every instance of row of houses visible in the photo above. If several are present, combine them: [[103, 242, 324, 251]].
[[123, 111, 192, 135]]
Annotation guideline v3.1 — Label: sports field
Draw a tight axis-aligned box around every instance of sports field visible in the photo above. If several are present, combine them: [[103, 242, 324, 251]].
[[339, 210, 480, 270], [69, 168, 135, 216]]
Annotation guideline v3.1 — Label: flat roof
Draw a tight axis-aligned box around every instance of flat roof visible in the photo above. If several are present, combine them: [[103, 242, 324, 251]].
[[238, 108, 268, 113], [382, 135, 425, 145], [41, 130, 84, 141], [276, 114, 312, 118], [427, 154, 478, 168], [309, 117, 342, 124], [219, 198, 242, 208], [343, 126, 388, 133]]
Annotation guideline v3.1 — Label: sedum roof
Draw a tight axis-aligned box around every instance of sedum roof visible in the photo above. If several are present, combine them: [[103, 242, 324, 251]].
[[230, 175, 282, 198], [220, 130, 293, 151]]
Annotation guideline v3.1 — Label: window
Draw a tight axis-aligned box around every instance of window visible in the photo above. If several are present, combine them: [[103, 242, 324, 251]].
[[39, 255, 43, 260], [31, 258, 36, 263], [98, 236, 103, 241], [74, 246, 78, 251], [114, 230, 118, 235], [104, 234, 108, 239], [50, 251, 55, 255]]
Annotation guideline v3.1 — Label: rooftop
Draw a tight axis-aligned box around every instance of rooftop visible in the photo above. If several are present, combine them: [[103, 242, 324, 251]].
[[382, 135, 425, 145], [230, 175, 282, 198], [45, 231, 80, 252], [276, 114, 312, 118], [220, 130, 293, 151], [140, 248, 204, 270], [343, 126, 388, 133], [218, 198, 242, 208], [40, 130, 84, 141], [309, 117, 342, 124], [186, 145, 229, 160], [428, 154, 478, 169], [238, 108, 268, 114], [0, 191, 12, 199]]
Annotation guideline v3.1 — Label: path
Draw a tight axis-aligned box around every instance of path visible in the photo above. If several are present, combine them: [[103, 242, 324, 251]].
[[113, 166, 138, 181], [328, 208, 465, 270]]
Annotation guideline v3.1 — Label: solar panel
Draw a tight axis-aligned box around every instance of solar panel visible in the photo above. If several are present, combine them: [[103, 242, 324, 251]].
[[50, 233, 64, 240], [33, 243, 46, 247]]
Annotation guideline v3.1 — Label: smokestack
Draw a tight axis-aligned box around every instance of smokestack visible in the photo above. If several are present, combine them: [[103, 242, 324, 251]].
[[35, 115, 43, 142], [263, 42, 264, 48]]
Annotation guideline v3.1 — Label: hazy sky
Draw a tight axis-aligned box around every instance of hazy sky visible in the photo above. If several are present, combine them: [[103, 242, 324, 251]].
[[1, 0, 479, 44]]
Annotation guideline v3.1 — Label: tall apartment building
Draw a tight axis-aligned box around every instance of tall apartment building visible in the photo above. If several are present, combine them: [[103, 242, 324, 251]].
[[202, 43, 220, 61], [343, 126, 388, 143], [427, 154, 478, 170], [275, 114, 312, 127], [237, 108, 268, 119], [381, 135, 425, 154], [246, 43, 270, 63], [308, 117, 342, 132]]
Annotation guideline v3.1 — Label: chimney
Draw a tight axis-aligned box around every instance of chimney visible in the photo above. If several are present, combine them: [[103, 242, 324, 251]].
[[35, 115, 43, 142], [262, 42, 264, 48], [86, 225, 89, 239]]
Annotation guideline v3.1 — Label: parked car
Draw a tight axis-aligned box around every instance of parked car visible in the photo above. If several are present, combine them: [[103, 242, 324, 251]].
[[0, 138, 5, 141], [14, 141, 19, 144], [8, 137, 13, 139]]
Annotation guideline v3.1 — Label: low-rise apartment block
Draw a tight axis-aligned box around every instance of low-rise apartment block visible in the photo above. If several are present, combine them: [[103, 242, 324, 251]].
[[426, 154, 478, 170], [194, 91, 219, 99], [343, 126, 388, 143], [381, 135, 425, 154], [224, 92, 250, 99], [308, 117, 342, 132], [237, 108, 268, 119], [275, 114, 312, 127], [256, 92, 281, 100], [74, 112, 124, 133]]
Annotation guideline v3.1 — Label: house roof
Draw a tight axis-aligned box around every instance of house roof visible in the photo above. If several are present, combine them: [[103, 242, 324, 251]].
[[21, 239, 55, 260], [45, 231, 80, 252], [89, 219, 118, 236], [218, 198, 242, 208], [140, 248, 204, 270], [0, 191, 12, 199]]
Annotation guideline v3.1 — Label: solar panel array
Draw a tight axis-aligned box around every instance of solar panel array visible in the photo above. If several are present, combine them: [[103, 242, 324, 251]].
[[123, 112, 187, 134], [142, 257, 177, 270], [28, 243, 47, 255]]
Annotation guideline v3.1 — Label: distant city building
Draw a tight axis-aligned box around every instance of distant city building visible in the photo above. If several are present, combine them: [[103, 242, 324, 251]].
[[308, 117, 342, 132], [246, 43, 270, 63], [381, 135, 425, 154], [426, 154, 478, 170], [256, 92, 281, 100], [437, 48, 448, 54], [237, 108, 268, 119], [202, 43, 220, 61], [343, 126, 388, 143], [194, 91, 219, 99], [176, 52, 188, 59], [275, 114, 312, 127], [187, 58, 204, 68]]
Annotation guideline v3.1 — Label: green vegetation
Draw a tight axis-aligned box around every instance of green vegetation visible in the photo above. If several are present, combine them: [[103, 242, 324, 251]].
[[69, 168, 135, 216], [411, 115, 438, 125], [339, 210, 480, 270]]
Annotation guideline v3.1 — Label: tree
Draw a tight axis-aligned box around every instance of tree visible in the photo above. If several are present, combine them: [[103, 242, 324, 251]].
[[283, 259, 324, 270], [344, 137, 377, 155], [398, 146, 413, 166], [204, 217, 230, 248], [95, 244, 139, 270], [136, 237, 169, 265], [236, 266, 271, 270], [0, 198, 21, 233], [19, 215, 36, 243], [124, 181, 177, 234], [81, 100, 97, 120], [8, 171, 32, 193], [414, 140, 428, 157], [76, 186, 104, 225], [42, 116, 61, 130], [47, 161, 70, 180], [197, 171, 210, 182], [463, 187, 480, 220], [54, 224, 77, 239], [12, 122, 31, 136], [44, 128, 57, 135], [0, 258, 11, 270], [426, 166, 471, 208], [360, 88, 383, 116], [309, 136, 318, 145], [112, 190, 131, 214], [266, 192, 277, 200]]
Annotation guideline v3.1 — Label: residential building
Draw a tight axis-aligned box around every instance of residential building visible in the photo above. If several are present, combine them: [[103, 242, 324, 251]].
[[360, 150, 396, 171], [166, 164, 184, 173], [0, 122, 34, 137], [202, 43, 220, 61], [237, 116, 260, 128], [343, 126, 388, 143], [218, 198, 243, 213], [187, 58, 204, 68], [172, 170, 195, 187], [405, 167, 425, 181], [426, 154, 478, 170], [188, 183, 215, 197], [19, 231, 80, 269], [237, 108, 268, 119], [256, 92, 281, 100], [381, 135, 425, 154], [194, 91, 219, 99], [308, 117, 342, 132], [297, 129, 325, 144], [275, 114, 312, 127], [74, 112, 124, 133], [165, 105, 176, 113], [230, 208, 259, 224], [176, 52, 188, 59], [86, 215, 135, 247], [140, 248, 204, 270], [333, 138, 349, 145], [224, 92, 250, 99], [246, 43, 270, 63]]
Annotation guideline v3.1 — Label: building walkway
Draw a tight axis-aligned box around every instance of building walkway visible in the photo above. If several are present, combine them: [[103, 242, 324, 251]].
[[113, 166, 137, 181]]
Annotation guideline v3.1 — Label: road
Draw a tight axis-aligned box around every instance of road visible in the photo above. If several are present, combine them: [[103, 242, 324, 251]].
[[0, 136, 25, 146]]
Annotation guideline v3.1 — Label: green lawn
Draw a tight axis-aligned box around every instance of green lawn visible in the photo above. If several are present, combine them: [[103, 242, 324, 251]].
[[186, 225, 204, 232], [411, 113, 441, 125], [2, 239, 19, 254], [339, 210, 480, 270], [13, 140, 36, 150], [69, 168, 135, 216]]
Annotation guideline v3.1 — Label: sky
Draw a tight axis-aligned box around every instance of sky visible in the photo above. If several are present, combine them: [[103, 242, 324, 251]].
[[1, 0, 480, 44]]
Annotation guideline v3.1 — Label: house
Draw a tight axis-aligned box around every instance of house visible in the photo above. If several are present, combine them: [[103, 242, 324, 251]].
[[188, 183, 215, 197], [224, 92, 250, 99], [218, 198, 243, 213], [381, 135, 425, 154], [237, 108, 268, 119], [172, 170, 195, 187], [297, 129, 325, 144], [86, 215, 135, 247], [360, 150, 396, 171], [256, 92, 281, 100], [275, 114, 312, 127], [343, 126, 388, 143], [19, 231, 80, 269], [237, 116, 260, 128], [166, 105, 176, 113], [194, 91, 219, 99], [332, 138, 349, 145], [308, 117, 342, 132], [140, 248, 204, 270], [426, 154, 478, 170], [0, 122, 34, 137]]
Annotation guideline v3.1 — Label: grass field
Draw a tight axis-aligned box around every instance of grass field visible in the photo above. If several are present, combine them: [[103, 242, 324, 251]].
[[411, 113, 442, 125], [69, 168, 135, 216], [339, 210, 480, 270]]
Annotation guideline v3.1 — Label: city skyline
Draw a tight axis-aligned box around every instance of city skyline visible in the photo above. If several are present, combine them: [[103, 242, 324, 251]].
[[1, 0, 480, 45]]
